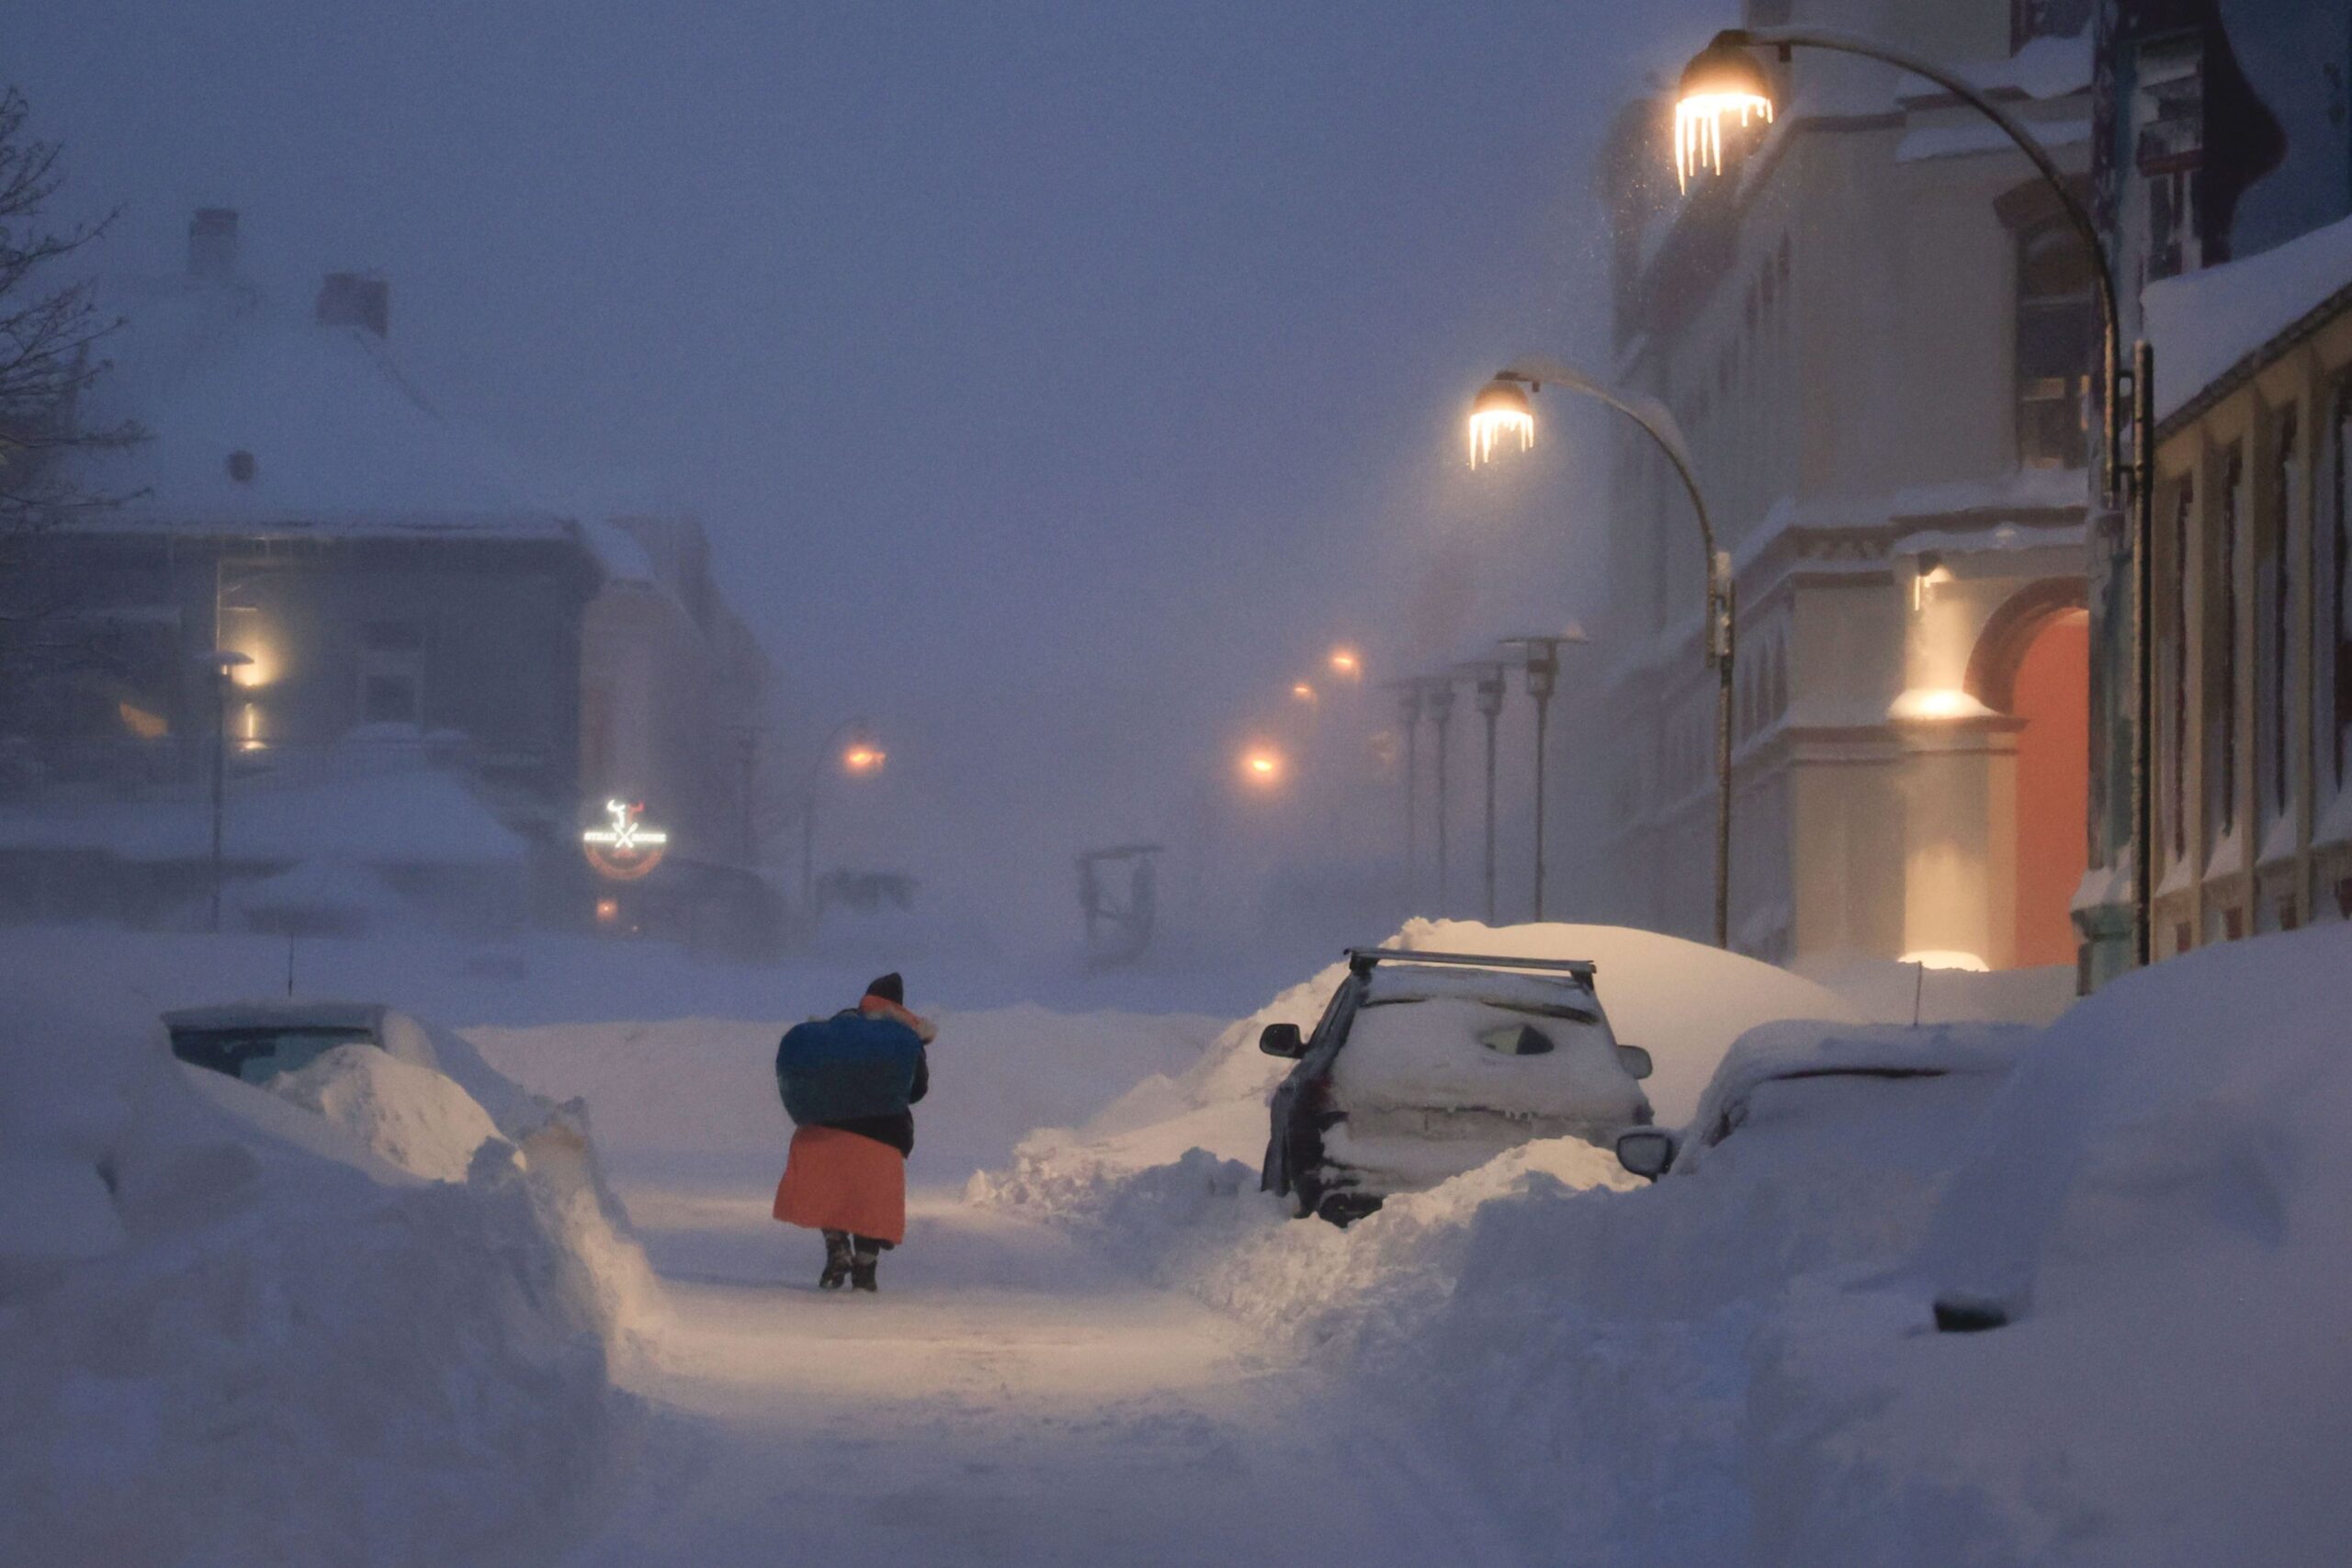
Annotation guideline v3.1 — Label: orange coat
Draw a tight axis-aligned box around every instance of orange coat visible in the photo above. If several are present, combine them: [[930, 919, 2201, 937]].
[[773, 1124, 907, 1245]]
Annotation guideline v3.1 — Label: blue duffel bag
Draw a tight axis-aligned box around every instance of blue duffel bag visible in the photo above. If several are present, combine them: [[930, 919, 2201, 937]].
[[775, 1009, 925, 1127]]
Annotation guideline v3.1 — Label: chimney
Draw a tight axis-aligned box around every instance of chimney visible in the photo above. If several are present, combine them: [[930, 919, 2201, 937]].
[[187, 208, 238, 282], [315, 271, 390, 337]]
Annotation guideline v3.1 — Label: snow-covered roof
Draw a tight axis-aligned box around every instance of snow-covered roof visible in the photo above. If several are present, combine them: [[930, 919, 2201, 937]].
[[67, 276, 579, 537], [2143, 210, 2352, 424], [0, 766, 527, 867]]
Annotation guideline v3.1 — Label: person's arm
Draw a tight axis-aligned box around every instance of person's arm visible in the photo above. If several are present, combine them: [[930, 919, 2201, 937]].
[[908, 1048, 930, 1106]]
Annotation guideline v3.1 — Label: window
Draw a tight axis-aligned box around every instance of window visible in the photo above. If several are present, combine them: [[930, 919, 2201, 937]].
[[2016, 221, 2095, 468], [2166, 477, 2194, 863], [2207, 448, 2245, 848], [357, 619, 424, 728], [2256, 407, 2298, 839], [2326, 380, 2352, 797]]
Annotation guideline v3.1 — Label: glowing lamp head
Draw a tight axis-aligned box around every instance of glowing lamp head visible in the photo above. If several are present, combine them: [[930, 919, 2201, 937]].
[[842, 742, 886, 773], [1467, 378, 1535, 468], [1673, 35, 1776, 190], [1291, 682, 1317, 703], [1328, 647, 1363, 681], [1240, 746, 1284, 787]]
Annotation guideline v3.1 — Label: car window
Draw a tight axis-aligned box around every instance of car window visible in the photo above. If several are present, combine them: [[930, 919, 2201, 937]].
[[170, 1026, 380, 1085], [1476, 1022, 1556, 1056]]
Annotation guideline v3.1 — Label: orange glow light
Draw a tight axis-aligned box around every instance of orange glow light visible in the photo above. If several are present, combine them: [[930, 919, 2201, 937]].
[[843, 744, 886, 773], [1241, 746, 1284, 786], [1292, 682, 1317, 702], [1329, 648, 1362, 679]]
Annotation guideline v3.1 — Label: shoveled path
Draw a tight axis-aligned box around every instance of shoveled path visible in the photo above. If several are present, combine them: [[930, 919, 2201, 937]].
[[563, 1182, 1529, 1568]]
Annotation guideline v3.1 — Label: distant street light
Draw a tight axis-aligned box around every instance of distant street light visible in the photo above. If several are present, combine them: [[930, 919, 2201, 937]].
[[1500, 629, 1588, 924], [1239, 744, 1286, 787], [802, 719, 883, 931], [1675, 24, 2153, 965], [199, 649, 253, 933], [1291, 682, 1317, 704], [1472, 356, 1732, 947], [1458, 660, 1509, 924], [1328, 647, 1363, 682]]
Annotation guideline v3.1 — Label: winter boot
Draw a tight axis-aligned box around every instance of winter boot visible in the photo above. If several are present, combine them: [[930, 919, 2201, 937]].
[[819, 1231, 854, 1291], [849, 1240, 880, 1294]]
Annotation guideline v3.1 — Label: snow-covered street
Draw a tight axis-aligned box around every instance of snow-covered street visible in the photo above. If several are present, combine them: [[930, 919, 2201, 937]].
[[571, 1184, 1523, 1568]]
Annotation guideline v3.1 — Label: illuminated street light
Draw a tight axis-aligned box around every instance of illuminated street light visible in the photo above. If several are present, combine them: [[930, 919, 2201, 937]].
[[198, 649, 252, 933], [1472, 355, 1733, 946], [1240, 744, 1285, 787], [1291, 682, 1317, 704], [1466, 378, 1535, 468], [1671, 37, 1775, 190], [1328, 647, 1363, 681], [1673, 23, 2155, 966], [802, 718, 883, 932]]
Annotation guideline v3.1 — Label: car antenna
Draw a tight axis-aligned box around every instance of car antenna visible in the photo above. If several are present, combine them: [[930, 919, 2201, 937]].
[[287, 936, 297, 999]]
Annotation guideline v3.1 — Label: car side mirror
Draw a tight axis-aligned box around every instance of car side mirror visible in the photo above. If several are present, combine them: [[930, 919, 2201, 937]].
[[1615, 1043, 1654, 1080], [1259, 1022, 1306, 1059], [1615, 1127, 1677, 1180]]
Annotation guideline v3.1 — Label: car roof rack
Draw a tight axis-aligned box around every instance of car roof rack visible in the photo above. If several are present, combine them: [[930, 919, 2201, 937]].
[[1345, 947, 1596, 980]]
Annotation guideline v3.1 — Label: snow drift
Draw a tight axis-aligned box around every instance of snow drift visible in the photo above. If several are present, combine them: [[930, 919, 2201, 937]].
[[0, 985, 652, 1566], [1747, 922, 2352, 1567]]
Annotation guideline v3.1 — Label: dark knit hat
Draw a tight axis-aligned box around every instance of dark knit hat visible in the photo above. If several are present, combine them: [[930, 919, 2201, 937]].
[[864, 972, 905, 1006]]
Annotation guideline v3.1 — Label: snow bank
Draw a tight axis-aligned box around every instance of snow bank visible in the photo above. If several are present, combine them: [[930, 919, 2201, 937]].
[[0, 984, 642, 1565], [1748, 924, 2352, 1567], [266, 1043, 504, 1181], [2144, 209, 2352, 421]]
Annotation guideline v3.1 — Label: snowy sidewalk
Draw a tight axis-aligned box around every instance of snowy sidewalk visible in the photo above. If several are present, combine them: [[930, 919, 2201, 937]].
[[568, 1182, 1530, 1568]]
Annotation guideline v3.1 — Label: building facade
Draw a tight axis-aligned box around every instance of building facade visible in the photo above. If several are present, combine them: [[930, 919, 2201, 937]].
[[2077, 0, 2352, 977], [0, 209, 785, 944], [1598, 0, 2098, 973]]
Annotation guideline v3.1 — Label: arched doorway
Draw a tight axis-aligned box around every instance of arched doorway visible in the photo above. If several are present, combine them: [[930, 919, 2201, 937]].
[[2009, 613, 2088, 966], [1969, 585, 2090, 969]]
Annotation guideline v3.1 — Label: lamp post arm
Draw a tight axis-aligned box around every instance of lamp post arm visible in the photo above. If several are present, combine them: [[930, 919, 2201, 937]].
[[1723, 24, 2125, 500], [1499, 355, 1730, 660]]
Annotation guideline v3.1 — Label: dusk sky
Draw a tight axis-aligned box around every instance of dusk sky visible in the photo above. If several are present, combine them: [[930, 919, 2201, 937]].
[[6, 0, 1720, 935]]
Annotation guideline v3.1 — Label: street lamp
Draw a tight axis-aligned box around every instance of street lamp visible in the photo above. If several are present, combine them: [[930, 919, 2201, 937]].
[[1239, 743, 1286, 787], [1457, 660, 1509, 924], [1674, 24, 2154, 967], [1383, 678, 1426, 904], [1328, 647, 1363, 682], [1472, 357, 1734, 947], [198, 649, 253, 933], [802, 719, 882, 931], [1422, 673, 1457, 916], [1499, 628, 1588, 923]]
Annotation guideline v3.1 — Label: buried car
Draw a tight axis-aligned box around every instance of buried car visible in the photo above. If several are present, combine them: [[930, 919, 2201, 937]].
[[1261, 947, 1654, 1224], [164, 1000, 418, 1085], [1613, 1019, 2035, 1183]]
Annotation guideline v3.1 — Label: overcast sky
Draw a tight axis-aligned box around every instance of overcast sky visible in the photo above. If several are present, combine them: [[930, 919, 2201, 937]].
[[6, 0, 1719, 945]]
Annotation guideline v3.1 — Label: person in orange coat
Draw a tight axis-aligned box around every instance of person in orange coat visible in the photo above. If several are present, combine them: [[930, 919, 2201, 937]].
[[772, 973, 937, 1292]]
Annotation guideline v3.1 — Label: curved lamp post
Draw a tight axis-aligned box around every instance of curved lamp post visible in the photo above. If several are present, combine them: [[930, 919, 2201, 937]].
[[1499, 627, 1589, 923], [1676, 25, 2155, 965], [1474, 356, 1733, 947], [801, 718, 884, 930], [1458, 660, 1509, 924]]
